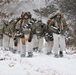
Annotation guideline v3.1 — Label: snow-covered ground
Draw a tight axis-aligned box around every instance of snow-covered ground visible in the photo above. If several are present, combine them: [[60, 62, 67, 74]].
[[0, 0, 76, 75], [0, 47, 76, 75]]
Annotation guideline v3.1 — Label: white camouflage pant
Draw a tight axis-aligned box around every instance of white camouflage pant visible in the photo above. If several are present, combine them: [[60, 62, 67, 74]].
[[0, 39, 3, 46], [52, 33, 66, 55], [9, 37, 14, 49], [45, 40, 53, 53], [32, 34, 39, 48], [17, 38, 22, 53], [38, 37, 44, 52], [26, 34, 33, 53], [17, 37, 26, 56], [3, 34, 10, 49], [20, 34, 33, 56]]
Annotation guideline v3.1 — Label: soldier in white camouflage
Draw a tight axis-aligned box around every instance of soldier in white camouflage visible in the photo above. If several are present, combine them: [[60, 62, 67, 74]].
[[33, 20, 47, 53], [13, 12, 34, 57], [2, 19, 10, 50], [50, 11, 67, 57], [44, 18, 54, 55]]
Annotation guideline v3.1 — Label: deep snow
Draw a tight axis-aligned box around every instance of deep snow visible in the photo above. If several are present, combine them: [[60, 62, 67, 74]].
[[0, 47, 76, 75], [0, 0, 76, 75]]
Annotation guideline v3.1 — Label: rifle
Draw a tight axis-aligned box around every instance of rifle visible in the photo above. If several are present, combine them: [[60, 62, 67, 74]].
[[51, 25, 64, 35]]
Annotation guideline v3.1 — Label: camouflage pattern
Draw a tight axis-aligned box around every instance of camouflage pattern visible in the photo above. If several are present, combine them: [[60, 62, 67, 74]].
[[35, 20, 47, 37], [9, 19, 17, 34], [49, 11, 67, 34], [14, 12, 33, 57], [0, 24, 4, 34], [51, 11, 67, 57], [32, 20, 47, 53], [0, 19, 4, 35], [3, 19, 10, 36]]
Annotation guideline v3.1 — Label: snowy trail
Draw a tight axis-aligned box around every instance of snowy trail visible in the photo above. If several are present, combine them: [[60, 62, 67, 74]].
[[0, 48, 76, 75], [0, 0, 76, 75], [26, 53, 76, 75]]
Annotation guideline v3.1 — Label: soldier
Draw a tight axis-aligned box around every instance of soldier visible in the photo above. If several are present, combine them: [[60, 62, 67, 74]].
[[2, 19, 10, 50], [29, 18, 38, 52], [14, 12, 33, 57], [8, 18, 18, 53], [23, 17, 37, 57], [34, 20, 47, 53], [50, 11, 67, 57], [44, 12, 59, 55], [23, 18, 37, 57], [44, 18, 54, 55], [13, 17, 25, 56]]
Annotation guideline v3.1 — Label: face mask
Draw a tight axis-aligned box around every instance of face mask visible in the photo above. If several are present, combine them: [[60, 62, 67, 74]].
[[55, 17, 61, 22]]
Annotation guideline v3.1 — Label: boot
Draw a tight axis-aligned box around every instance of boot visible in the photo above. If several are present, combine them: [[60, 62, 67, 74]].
[[33, 47, 36, 51], [54, 54, 59, 58], [46, 51, 52, 55], [33, 47, 38, 52], [35, 47, 38, 51], [12, 49, 17, 54], [59, 51, 63, 57], [21, 54, 25, 57], [27, 52, 33, 57]]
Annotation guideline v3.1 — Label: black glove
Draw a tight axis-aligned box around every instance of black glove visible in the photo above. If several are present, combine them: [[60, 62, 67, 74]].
[[20, 34, 24, 38], [56, 28, 60, 34], [17, 30, 20, 34], [14, 40, 18, 46], [28, 36, 32, 42]]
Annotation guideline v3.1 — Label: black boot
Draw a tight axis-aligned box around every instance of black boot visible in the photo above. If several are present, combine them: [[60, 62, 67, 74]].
[[33, 47, 38, 52], [59, 51, 63, 57], [27, 52, 33, 57]]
